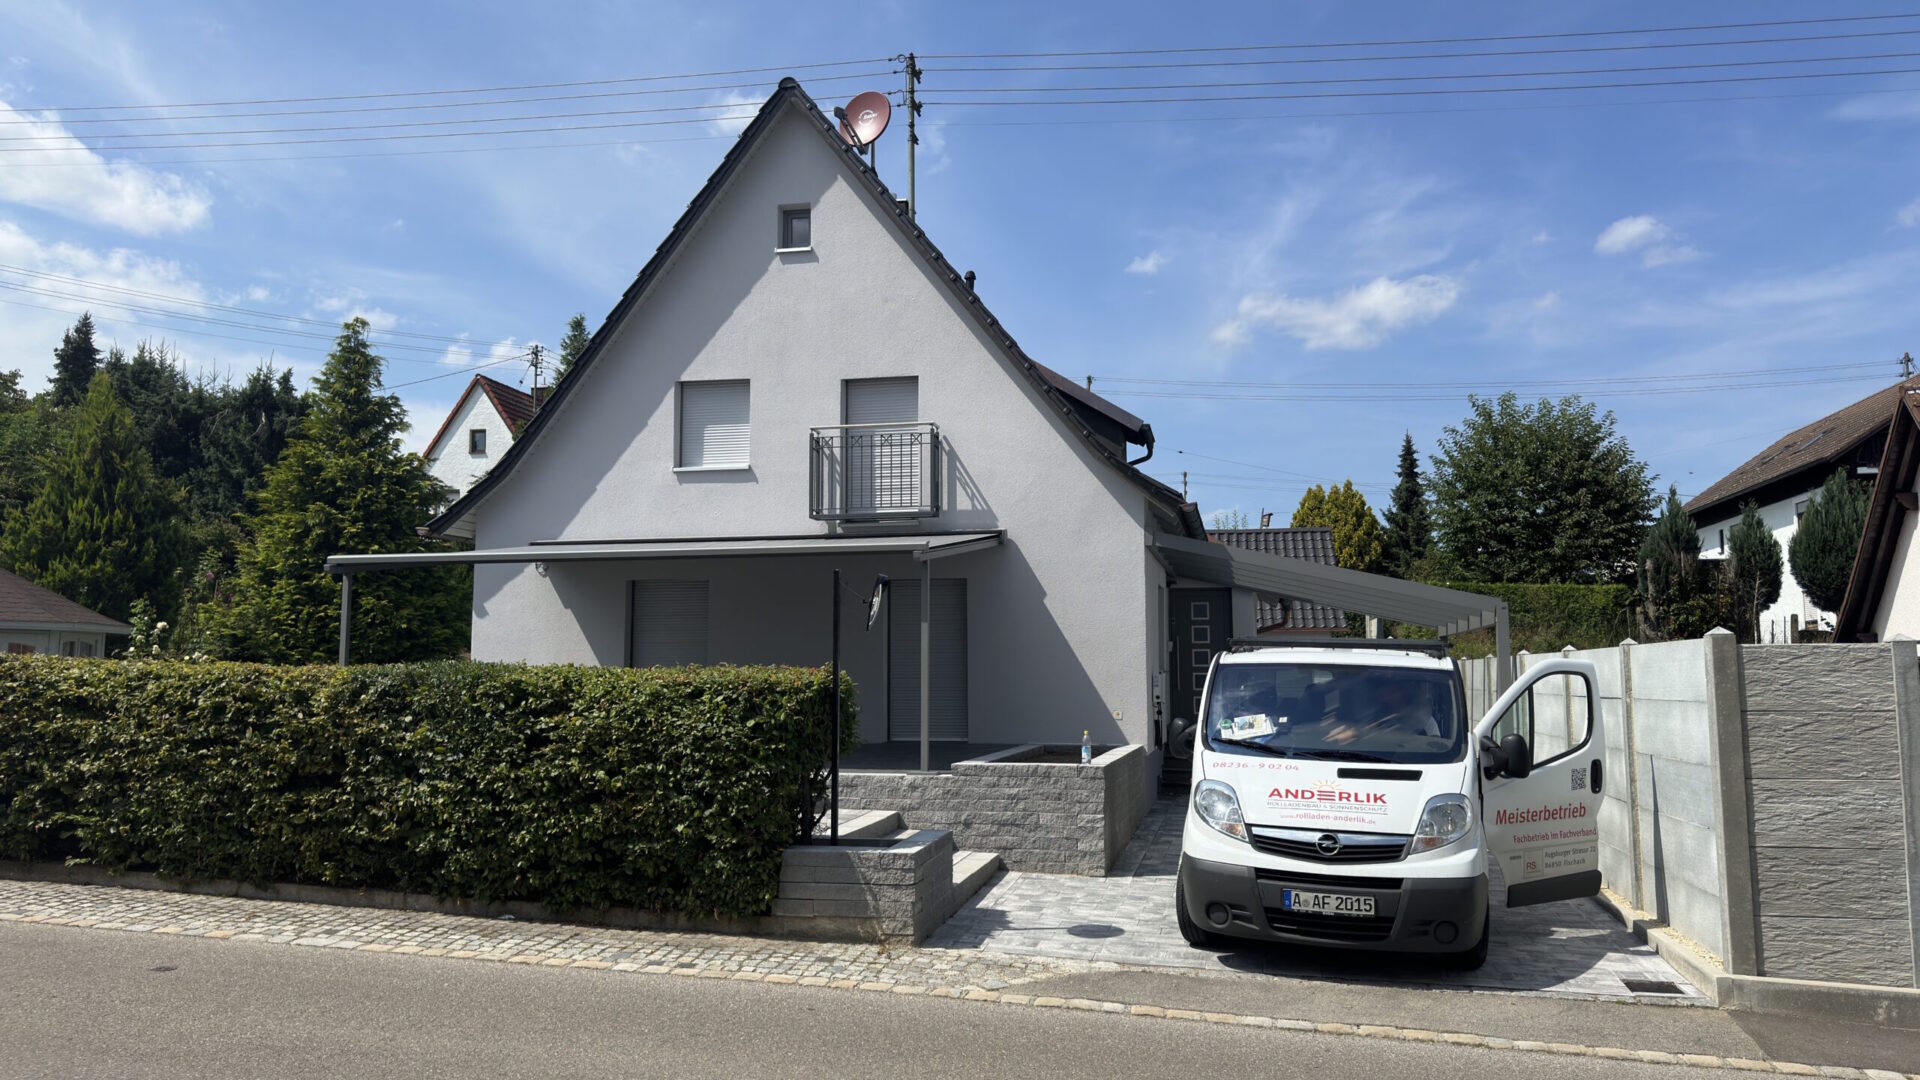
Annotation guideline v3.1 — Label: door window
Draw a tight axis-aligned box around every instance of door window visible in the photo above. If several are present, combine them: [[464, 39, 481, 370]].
[[843, 377, 920, 515]]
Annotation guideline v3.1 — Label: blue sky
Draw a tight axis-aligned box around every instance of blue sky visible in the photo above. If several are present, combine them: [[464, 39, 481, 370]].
[[4, 1, 1920, 522]]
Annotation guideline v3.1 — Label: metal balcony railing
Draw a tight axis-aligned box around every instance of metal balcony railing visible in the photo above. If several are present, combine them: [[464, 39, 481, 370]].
[[809, 422, 941, 521]]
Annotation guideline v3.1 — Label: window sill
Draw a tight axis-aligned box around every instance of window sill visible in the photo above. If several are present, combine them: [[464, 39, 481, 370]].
[[774, 246, 813, 255], [673, 464, 752, 473]]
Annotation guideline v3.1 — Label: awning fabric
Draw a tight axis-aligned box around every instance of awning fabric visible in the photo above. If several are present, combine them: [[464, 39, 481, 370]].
[[1152, 532, 1506, 636], [324, 531, 1004, 574]]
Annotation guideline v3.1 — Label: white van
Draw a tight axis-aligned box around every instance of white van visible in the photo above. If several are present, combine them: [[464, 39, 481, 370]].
[[1168, 638, 1605, 969]]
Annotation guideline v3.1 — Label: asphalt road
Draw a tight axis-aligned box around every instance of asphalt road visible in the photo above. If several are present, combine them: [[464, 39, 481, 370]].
[[0, 923, 1740, 1080]]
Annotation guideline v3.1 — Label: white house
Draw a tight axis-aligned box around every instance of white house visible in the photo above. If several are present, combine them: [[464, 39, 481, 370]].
[[1836, 388, 1920, 640], [0, 568, 129, 656], [422, 374, 536, 498], [1689, 376, 1916, 641], [327, 79, 1511, 768]]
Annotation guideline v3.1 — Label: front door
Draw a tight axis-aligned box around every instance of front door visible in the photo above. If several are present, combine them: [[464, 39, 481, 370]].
[[1171, 587, 1231, 725], [887, 578, 967, 742], [1477, 659, 1607, 907]]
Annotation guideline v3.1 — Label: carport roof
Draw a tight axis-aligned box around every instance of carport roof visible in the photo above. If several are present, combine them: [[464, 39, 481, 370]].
[[324, 530, 1003, 574], [1152, 532, 1507, 636]]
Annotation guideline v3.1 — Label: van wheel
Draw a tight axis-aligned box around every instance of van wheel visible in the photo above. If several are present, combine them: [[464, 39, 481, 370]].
[[1441, 909, 1490, 970], [1175, 862, 1220, 949]]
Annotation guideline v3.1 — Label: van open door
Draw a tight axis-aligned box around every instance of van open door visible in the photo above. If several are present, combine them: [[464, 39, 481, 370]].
[[1474, 658, 1606, 908]]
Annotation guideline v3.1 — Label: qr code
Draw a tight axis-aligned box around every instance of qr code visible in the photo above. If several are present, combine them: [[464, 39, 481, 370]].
[[1570, 766, 1587, 792]]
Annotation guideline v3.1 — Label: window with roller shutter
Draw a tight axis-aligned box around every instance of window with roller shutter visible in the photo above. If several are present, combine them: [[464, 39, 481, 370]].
[[628, 580, 709, 667], [677, 381, 750, 469]]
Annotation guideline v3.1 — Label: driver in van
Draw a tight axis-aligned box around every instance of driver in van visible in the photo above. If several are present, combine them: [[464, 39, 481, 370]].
[[1321, 677, 1440, 744]]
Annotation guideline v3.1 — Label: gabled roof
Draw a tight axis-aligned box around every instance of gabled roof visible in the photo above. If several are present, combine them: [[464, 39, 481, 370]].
[[1685, 376, 1918, 521], [1834, 389, 1920, 641], [1208, 527, 1347, 631], [423, 375, 536, 461], [0, 568, 131, 634], [424, 77, 1200, 541]]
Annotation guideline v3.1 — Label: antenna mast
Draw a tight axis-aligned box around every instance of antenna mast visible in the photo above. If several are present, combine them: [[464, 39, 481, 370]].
[[904, 53, 922, 220]]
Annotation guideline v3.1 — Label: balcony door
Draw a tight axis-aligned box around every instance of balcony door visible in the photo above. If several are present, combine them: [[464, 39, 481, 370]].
[[843, 377, 919, 517]]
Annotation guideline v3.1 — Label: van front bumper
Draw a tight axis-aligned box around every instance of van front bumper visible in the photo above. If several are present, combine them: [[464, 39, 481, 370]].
[[1179, 852, 1487, 954]]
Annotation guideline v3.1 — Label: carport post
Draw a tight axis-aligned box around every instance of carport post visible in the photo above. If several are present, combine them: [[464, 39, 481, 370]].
[[920, 558, 931, 773], [1494, 602, 1512, 691], [337, 573, 353, 666]]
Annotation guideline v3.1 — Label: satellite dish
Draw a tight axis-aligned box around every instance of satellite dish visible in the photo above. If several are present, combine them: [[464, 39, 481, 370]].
[[839, 91, 891, 148]]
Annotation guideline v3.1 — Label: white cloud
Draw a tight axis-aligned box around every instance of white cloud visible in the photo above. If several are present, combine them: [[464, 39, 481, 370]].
[[1594, 214, 1701, 268], [707, 90, 762, 137], [1899, 197, 1920, 228], [1125, 250, 1165, 275], [1532, 230, 1552, 244], [0, 100, 210, 234], [312, 290, 399, 332], [1212, 274, 1460, 350], [1533, 291, 1560, 309]]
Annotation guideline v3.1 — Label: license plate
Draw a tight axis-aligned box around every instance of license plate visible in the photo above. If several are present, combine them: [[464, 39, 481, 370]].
[[1282, 889, 1375, 917]]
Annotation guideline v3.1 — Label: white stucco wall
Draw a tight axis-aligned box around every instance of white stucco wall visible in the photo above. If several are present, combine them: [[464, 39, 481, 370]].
[[425, 388, 517, 499], [1697, 491, 1823, 641], [464, 103, 1162, 748], [1870, 469, 1920, 639]]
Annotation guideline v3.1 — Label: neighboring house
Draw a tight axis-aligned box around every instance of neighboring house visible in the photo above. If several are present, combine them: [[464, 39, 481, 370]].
[[330, 79, 1509, 764], [1834, 388, 1920, 641], [422, 374, 537, 498], [0, 568, 130, 656], [1207, 527, 1346, 634], [1687, 376, 1917, 641]]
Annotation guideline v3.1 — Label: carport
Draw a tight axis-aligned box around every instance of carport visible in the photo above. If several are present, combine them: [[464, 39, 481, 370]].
[[1151, 532, 1514, 689]]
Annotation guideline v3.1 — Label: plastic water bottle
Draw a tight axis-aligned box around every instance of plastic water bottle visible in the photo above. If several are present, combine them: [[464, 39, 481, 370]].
[[1081, 729, 1092, 765]]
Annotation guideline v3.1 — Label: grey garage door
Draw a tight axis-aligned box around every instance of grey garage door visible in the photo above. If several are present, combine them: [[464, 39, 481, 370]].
[[887, 578, 967, 741]]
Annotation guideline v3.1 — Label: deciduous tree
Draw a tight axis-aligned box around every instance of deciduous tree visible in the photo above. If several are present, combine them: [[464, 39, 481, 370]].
[[1292, 480, 1384, 572], [1430, 393, 1654, 583]]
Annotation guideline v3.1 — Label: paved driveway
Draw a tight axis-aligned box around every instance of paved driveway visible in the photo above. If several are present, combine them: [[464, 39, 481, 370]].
[[930, 797, 1701, 1001]]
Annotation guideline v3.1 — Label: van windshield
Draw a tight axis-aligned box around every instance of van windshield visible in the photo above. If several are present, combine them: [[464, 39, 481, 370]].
[[1204, 661, 1465, 764]]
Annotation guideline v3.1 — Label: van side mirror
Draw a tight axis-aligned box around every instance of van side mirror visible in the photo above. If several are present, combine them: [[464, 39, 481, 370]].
[[1500, 733, 1532, 779]]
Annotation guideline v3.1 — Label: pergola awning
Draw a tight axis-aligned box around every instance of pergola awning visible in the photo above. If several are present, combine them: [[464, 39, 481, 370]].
[[1152, 531, 1512, 684], [324, 530, 1004, 574]]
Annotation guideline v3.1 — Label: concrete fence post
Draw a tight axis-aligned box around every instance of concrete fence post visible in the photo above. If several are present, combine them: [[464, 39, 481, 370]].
[[1703, 628, 1761, 976], [1889, 640, 1920, 988], [1619, 638, 1643, 911]]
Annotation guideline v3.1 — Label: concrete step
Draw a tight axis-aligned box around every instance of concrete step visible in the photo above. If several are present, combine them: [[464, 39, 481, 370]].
[[951, 850, 1002, 904], [812, 809, 902, 841]]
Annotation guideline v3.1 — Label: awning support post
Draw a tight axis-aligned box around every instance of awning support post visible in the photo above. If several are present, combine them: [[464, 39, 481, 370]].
[[1495, 602, 1513, 692], [829, 568, 842, 845], [920, 558, 931, 773], [337, 573, 353, 666]]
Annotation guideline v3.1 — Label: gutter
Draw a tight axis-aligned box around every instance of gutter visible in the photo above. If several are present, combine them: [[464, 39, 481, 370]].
[[1127, 422, 1155, 467]]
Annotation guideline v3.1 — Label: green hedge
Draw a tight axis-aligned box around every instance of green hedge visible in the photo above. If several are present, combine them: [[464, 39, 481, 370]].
[[0, 658, 857, 918], [1393, 582, 1635, 658]]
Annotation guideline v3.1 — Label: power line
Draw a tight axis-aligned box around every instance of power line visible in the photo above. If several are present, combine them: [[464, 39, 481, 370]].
[[917, 12, 1920, 60], [1098, 373, 1892, 402], [1090, 360, 1890, 391], [0, 71, 894, 127], [920, 49, 1920, 96], [0, 109, 756, 153], [0, 131, 736, 168], [924, 26, 1920, 73], [0, 264, 518, 348], [23, 57, 893, 113], [917, 64, 1920, 108]]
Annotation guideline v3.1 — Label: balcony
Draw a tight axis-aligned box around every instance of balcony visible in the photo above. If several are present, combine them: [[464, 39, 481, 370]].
[[810, 422, 941, 521]]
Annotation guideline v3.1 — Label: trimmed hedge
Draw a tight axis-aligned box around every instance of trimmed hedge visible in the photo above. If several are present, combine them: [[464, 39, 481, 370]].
[[0, 658, 857, 918], [1393, 582, 1635, 658]]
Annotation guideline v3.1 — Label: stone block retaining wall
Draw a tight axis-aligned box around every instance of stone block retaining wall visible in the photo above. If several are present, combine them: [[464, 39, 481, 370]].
[[839, 744, 1149, 875], [773, 829, 956, 942]]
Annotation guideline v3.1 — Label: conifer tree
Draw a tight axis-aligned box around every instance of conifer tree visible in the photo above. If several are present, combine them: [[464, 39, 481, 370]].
[[1382, 433, 1433, 578], [1292, 480, 1385, 573], [1727, 500, 1783, 642], [47, 312, 102, 408], [210, 319, 466, 662], [1789, 468, 1871, 614], [0, 373, 187, 621], [556, 312, 591, 382]]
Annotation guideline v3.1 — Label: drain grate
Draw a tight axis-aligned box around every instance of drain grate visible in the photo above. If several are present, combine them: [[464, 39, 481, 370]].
[[1621, 978, 1684, 995]]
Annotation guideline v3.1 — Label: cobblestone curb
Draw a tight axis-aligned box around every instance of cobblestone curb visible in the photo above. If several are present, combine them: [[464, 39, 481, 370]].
[[2, 880, 1912, 1077]]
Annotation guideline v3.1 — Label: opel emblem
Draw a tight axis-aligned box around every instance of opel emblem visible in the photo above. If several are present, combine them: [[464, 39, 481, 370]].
[[1316, 833, 1342, 856]]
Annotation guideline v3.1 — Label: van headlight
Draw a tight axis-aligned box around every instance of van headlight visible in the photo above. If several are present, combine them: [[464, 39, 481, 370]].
[[1411, 793, 1473, 854], [1193, 779, 1247, 841]]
